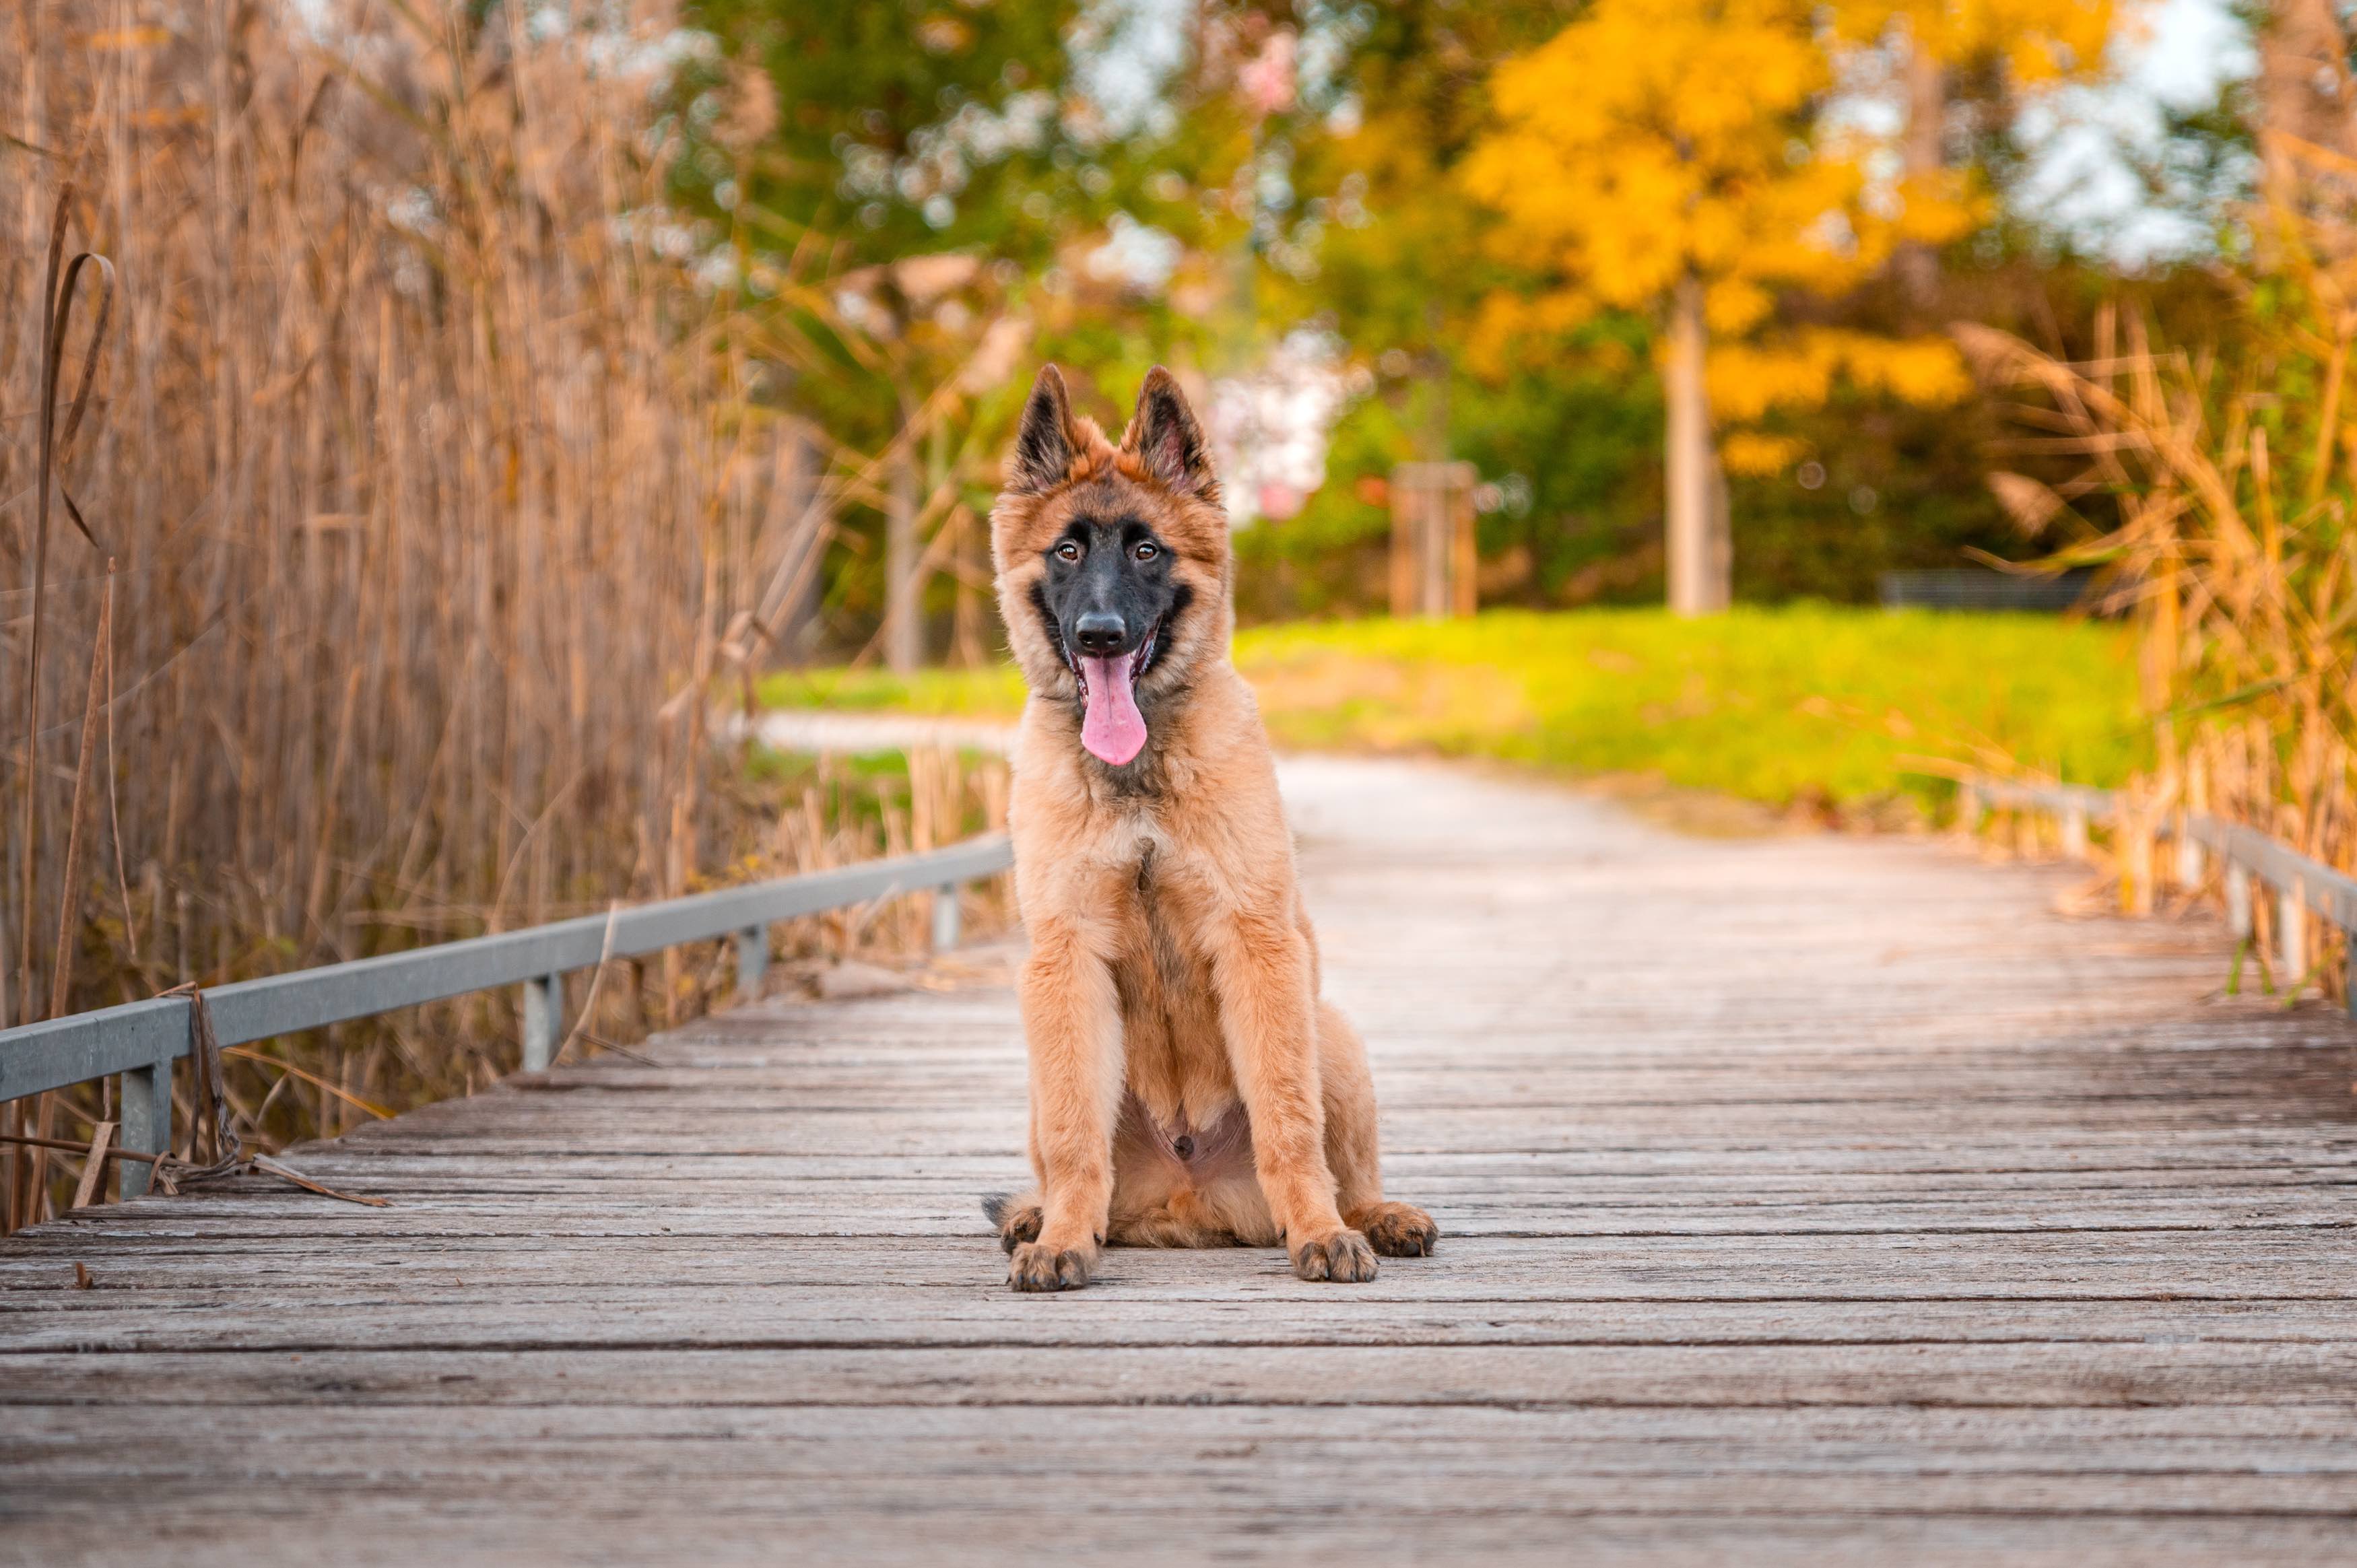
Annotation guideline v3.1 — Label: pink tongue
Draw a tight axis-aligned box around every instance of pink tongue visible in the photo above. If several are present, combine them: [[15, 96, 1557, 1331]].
[[1080, 654, 1148, 765]]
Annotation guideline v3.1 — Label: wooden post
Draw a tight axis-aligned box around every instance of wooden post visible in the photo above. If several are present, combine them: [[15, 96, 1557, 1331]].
[[1390, 463, 1478, 620], [735, 926, 768, 1003], [1405, 462, 1442, 613], [1388, 467, 1418, 618], [2061, 803, 2088, 860], [1449, 469, 1478, 619]]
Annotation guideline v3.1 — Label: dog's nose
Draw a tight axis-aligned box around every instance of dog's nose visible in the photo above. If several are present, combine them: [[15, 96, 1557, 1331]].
[[1073, 611, 1126, 656]]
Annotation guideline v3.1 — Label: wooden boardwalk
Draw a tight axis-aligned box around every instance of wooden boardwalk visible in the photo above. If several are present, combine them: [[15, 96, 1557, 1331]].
[[6, 755, 2357, 1564]]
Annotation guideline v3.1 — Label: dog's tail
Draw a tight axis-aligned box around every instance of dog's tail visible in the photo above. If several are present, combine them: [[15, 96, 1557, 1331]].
[[982, 1190, 1043, 1252]]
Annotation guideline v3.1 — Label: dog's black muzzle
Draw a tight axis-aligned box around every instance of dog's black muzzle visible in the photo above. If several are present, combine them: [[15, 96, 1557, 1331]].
[[1072, 610, 1131, 657]]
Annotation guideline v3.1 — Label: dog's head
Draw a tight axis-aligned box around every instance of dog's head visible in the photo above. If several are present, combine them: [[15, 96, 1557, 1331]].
[[990, 364, 1232, 768]]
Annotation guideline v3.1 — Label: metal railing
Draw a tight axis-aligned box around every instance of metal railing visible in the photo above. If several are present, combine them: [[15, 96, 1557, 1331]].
[[0, 833, 1012, 1198], [1959, 777, 2357, 1013]]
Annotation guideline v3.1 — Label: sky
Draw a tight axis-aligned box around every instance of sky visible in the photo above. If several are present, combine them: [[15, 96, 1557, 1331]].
[[2009, 0, 2257, 265], [1064, 0, 2261, 271]]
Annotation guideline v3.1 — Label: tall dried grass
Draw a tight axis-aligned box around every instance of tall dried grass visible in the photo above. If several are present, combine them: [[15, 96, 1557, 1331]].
[[1958, 1, 2357, 996], [0, 1, 1003, 1229]]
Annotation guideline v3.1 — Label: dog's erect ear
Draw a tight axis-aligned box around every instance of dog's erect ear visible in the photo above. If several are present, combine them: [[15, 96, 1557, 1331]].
[[1007, 364, 1080, 495], [1123, 366, 1217, 503]]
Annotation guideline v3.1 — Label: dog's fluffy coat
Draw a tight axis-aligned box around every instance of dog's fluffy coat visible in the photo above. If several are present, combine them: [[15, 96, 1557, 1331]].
[[986, 364, 1436, 1291]]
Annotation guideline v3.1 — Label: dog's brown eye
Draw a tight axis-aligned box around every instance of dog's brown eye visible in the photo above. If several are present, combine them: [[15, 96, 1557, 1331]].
[[1133, 542, 1158, 561], [1055, 541, 1080, 562]]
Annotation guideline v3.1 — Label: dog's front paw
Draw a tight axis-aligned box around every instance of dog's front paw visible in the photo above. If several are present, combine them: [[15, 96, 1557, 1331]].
[[1350, 1201, 1438, 1258], [1008, 1241, 1093, 1292], [1290, 1229, 1379, 1283], [990, 1200, 1043, 1254]]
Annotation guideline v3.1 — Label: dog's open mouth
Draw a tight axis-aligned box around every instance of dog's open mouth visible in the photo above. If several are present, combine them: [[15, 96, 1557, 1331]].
[[1069, 621, 1158, 767]]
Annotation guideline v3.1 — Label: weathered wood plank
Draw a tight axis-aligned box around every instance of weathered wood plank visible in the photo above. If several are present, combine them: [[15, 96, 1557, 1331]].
[[5, 754, 2356, 1564], [12, 1341, 2357, 1407], [7, 1297, 2357, 1357], [7, 1517, 2355, 1568]]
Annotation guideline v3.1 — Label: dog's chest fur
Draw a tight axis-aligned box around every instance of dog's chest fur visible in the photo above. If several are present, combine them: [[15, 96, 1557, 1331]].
[[1108, 834, 1240, 1136]]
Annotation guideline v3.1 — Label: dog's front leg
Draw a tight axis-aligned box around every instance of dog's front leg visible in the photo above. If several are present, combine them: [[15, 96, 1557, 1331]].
[[1010, 914, 1124, 1291], [1209, 910, 1377, 1283]]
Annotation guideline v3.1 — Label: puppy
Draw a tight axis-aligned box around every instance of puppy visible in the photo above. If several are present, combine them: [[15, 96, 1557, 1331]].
[[983, 364, 1437, 1291]]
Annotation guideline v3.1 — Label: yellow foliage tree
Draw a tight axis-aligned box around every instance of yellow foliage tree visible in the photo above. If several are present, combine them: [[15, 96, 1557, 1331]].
[[1830, 0, 2117, 298], [1464, 0, 1972, 613]]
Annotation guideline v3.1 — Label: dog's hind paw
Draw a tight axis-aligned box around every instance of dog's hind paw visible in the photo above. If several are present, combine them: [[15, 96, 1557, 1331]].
[[1350, 1201, 1438, 1258], [1008, 1241, 1093, 1292], [983, 1192, 1044, 1254], [1290, 1229, 1379, 1283]]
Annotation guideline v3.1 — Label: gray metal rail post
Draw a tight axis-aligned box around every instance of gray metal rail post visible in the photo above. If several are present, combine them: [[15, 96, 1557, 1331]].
[[931, 883, 962, 953], [117, 1047, 172, 1200], [2175, 811, 2205, 889], [2280, 879, 2306, 980], [520, 973, 564, 1072], [2061, 801, 2090, 860], [736, 926, 768, 1002]]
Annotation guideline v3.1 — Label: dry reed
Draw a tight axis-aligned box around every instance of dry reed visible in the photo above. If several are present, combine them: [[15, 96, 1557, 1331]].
[[1956, 0, 2357, 998], [0, 1, 1005, 1229]]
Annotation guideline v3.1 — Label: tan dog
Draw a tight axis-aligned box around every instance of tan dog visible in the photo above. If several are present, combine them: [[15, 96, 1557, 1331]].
[[983, 364, 1437, 1291]]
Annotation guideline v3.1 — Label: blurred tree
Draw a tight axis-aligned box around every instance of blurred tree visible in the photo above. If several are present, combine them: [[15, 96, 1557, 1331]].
[[1234, 2, 1669, 621], [675, 0, 1324, 665], [1827, 0, 2119, 301], [660, 0, 2184, 638], [1274, 3, 1575, 463], [684, 0, 1073, 265], [676, 0, 1077, 668], [1463, 0, 1972, 615]]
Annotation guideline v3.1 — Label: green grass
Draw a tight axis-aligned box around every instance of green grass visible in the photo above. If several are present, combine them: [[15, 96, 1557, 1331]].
[[760, 664, 1030, 717], [757, 607, 2147, 809]]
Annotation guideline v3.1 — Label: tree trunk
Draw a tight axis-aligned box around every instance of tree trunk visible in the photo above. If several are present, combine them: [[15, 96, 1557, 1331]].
[[1707, 441, 1732, 607], [779, 434, 826, 664], [2257, 0, 2357, 210], [883, 444, 920, 673], [1895, 43, 1947, 306], [1664, 276, 1727, 615], [951, 508, 987, 668]]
